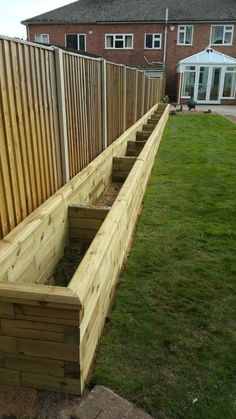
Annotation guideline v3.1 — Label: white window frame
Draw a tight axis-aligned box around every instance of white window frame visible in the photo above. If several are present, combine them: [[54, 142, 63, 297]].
[[35, 34, 49, 44], [105, 34, 133, 50], [65, 33, 87, 51], [222, 66, 236, 98], [210, 25, 234, 46], [177, 25, 193, 45], [144, 33, 162, 49], [181, 66, 196, 98]]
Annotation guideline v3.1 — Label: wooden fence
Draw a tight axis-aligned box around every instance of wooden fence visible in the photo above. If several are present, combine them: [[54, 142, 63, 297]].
[[0, 35, 164, 239]]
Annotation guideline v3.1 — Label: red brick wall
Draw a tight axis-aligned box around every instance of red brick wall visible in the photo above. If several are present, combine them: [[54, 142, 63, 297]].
[[28, 22, 236, 99], [28, 23, 164, 67]]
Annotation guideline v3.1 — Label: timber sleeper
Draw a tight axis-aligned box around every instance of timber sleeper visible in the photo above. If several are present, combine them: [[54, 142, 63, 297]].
[[0, 103, 169, 395]]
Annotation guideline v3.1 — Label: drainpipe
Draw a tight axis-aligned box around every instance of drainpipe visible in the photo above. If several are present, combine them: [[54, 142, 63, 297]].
[[163, 8, 169, 66]]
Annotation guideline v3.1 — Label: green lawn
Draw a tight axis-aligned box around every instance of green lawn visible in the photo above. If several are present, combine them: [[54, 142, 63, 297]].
[[92, 114, 236, 419]]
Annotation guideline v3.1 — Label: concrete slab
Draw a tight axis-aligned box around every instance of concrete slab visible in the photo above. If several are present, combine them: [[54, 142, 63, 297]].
[[67, 386, 153, 419], [182, 104, 236, 117]]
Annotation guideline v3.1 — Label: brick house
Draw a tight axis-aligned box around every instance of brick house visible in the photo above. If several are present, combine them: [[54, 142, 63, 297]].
[[22, 0, 236, 103]]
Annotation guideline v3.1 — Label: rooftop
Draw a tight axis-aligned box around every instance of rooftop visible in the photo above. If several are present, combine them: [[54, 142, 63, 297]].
[[22, 0, 236, 25], [179, 47, 236, 66]]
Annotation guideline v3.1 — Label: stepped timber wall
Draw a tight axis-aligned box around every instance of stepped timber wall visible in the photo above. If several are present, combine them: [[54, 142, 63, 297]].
[[0, 104, 169, 394]]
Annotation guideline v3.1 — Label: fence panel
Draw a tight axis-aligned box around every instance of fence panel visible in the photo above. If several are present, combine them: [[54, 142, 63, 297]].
[[0, 37, 62, 238], [63, 53, 103, 178], [0, 36, 165, 239], [126, 68, 137, 129], [106, 63, 124, 146]]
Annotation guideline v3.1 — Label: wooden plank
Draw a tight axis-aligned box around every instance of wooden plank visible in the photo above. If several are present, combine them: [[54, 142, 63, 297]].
[[0, 303, 15, 319], [65, 361, 80, 379], [113, 157, 137, 169], [69, 218, 103, 230], [136, 131, 150, 141], [0, 282, 82, 307], [1, 319, 64, 342], [68, 205, 110, 220], [0, 367, 21, 386], [126, 141, 146, 156], [18, 338, 79, 362], [14, 304, 80, 321], [5, 354, 65, 377], [69, 228, 97, 241], [21, 372, 81, 395], [0, 336, 18, 353], [142, 123, 156, 131]]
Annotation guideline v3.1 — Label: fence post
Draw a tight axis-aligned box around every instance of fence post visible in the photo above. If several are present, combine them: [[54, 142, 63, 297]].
[[122, 65, 126, 131], [100, 58, 108, 150], [54, 48, 70, 183], [133, 69, 138, 123], [141, 71, 146, 116]]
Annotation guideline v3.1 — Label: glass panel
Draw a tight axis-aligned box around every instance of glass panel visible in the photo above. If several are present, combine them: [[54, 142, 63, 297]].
[[106, 36, 113, 48], [210, 68, 221, 100], [224, 31, 232, 44], [78, 35, 85, 51], [125, 36, 132, 48], [153, 35, 161, 48], [223, 72, 236, 97], [115, 39, 124, 48], [35, 35, 41, 43], [185, 66, 195, 71], [178, 31, 185, 44], [145, 34, 153, 48], [227, 67, 236, 72], [198, 67, 209, 100], [212, 26, 223, 44], [66, 34, 78, 49], [42, 35, 49, 43], [182, 71, 195, 96], [185, 26, 192, 44]]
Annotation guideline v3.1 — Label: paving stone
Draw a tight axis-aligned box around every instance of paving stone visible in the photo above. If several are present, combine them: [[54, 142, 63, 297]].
[[71, 385, 153, 419]]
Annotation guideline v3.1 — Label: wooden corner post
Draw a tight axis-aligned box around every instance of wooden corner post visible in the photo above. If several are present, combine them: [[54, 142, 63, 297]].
[[54, 47, 70, 183]]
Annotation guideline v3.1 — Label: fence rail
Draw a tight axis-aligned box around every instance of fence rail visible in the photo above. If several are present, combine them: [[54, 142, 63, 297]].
[[0, 35, 164, 239]]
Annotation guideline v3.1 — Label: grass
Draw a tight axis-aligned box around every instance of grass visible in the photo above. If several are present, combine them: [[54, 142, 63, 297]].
[[92, 114, 236, 419]]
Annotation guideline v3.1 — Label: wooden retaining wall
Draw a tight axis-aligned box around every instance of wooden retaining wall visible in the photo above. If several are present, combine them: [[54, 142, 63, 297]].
[[0, 104, 169, 394], [0, 106, 168, 394], [0, 35, 164, 240]]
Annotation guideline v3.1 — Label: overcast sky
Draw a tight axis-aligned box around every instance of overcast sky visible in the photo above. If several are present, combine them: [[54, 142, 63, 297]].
[[0, 0, 76, 39]]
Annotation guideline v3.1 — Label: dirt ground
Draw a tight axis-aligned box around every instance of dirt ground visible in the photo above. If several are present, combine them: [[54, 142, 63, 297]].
[[0, 384, 86, 419]]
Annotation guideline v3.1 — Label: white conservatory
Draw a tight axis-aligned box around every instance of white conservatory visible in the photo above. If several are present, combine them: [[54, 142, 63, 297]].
[[177, 47, 236, 104]]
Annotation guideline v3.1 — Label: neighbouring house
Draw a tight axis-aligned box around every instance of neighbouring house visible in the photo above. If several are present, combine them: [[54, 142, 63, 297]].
[[22, 0, 236, 104]]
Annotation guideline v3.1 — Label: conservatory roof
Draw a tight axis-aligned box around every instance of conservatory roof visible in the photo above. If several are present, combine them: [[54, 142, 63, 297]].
[[179, 48, 236, 66]]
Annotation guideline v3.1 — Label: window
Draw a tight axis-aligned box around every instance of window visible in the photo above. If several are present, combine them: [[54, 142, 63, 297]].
[[66, 34, 86, 51], [105, 34, 133, 49], [145, 33, 162, 49], [223, 66, 236, 97], [178, 26, 193, 45], [35, 34, 49, 44], [211, 25, 233, 45], [182, 66, 196, 97]]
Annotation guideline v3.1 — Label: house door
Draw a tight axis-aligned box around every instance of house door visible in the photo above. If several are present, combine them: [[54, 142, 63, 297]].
[[196, 66, 222, 103]]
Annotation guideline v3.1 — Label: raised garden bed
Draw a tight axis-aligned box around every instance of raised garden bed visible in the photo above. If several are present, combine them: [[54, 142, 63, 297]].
[[0, 103, 169, 394]]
